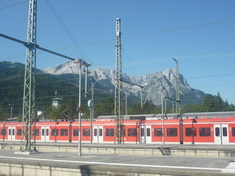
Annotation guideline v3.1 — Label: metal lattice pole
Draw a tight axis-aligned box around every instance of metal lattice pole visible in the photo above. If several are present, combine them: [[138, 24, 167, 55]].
[[114, 18, 124, 144], [173, 57, 180, 113], [20, 0, 37, 152]]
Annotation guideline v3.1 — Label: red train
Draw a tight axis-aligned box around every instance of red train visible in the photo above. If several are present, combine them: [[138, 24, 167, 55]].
[[1, 111, 235, 145]]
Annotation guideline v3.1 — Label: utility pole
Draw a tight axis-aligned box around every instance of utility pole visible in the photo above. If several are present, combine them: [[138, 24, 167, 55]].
[[78, 62, 82, 156], [84, 66, 89, 97], [73, 59, 82, 156], [20, 0, 37, 153], [173, 57, 180, 113], [91, 83, 94, 141], [125, 94, 128, 115], [114, 18, 124, 144], [161, 87, 165, 145], [89, 81, 94, 143], [72, 58, 91, 156], [9, 104, 13, 118]]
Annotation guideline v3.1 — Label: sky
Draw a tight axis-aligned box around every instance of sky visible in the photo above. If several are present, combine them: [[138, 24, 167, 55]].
[[1, 0, 235, 104]]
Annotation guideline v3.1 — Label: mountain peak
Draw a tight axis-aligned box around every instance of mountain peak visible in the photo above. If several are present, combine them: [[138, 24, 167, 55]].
[[42, 61, 205, 106], [44, 60, 78, 74]]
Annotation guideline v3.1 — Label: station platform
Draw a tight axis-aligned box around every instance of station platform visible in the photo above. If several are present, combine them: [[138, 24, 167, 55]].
[[0, 149, 235, 176], [1, 142, 235, 158]]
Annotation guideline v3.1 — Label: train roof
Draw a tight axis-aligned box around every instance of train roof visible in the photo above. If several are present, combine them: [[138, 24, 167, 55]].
[[97, 114, 155, 120], [97, 111, 235, 120]]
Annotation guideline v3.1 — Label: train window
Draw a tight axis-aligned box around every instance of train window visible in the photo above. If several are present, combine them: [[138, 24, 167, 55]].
[[215, 127, 220, 137], [141, 128, 150, 136], [185, 128, 196, 136], [147, 128, 150, 136], [154, 128, 162, 136], [83, 129, 90, 136], [42, 129, 49, 136], [99, 129, 102, 136], [60, 129, 68, 136], [223, 127, 227, 137], [141, 128, 144, 136], [199, 128, 211, 136], [73, 129, 79, 136], [128, 128, 137, 136], [206, 117, 215, 119], [115, 129, 125, 136], [8, 129, 11, 135], [1, 129, 6, 135], [232, 127, 235, 136], [233, 116, 235, 118], [51, 129, 58, 136], [33, 129, 39, 136], [167, 128, 177, 136], [17, 129, 22, 136], [219, 116, 228, 118], [106, 129, 114, 136], [121, 129, 125, 136], [94, 129, 97, 136]]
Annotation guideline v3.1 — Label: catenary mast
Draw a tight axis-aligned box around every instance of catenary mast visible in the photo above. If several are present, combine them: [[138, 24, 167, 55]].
[[0, 0, 92, 152], [114, 18, 124, 144], [173, 57, 180, 113], [20, 0, 37, 152]]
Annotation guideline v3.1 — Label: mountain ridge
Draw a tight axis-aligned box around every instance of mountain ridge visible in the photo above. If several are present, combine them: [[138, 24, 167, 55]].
[[44, 60, 206, 106]]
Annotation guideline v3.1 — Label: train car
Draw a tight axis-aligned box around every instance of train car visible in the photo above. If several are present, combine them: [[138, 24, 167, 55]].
[[1, 111, 235, 145]]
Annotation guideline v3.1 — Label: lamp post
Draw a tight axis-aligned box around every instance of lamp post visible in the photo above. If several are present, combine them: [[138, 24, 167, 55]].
[[88, 99, 93, 143], [78, 63, 82, 156], [73, 58, 91, 156], [73, 59, 82, 156], [9, 104, 13, 118], [161, 87, 165, 145]]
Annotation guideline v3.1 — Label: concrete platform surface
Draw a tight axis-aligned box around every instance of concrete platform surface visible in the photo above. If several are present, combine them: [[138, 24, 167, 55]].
[[2, 142, 235, 158], [0, 150, 235, 175]]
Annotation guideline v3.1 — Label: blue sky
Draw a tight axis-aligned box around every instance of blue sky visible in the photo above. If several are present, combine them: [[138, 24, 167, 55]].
[[1, 0, 235, 104]]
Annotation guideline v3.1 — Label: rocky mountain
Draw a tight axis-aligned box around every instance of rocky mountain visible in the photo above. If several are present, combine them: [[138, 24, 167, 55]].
[[44, 60, 206, 106]]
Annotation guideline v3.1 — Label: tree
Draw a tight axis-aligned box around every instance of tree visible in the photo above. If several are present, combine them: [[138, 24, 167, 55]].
[[95, 97, 114, 117], [128, 100, 161, 114], [62, 97, 77, 121], [0, 108, 6, 121], [202, 93, 226, 112], [181, 103, 202, 113], [182, 92, 235, 112]]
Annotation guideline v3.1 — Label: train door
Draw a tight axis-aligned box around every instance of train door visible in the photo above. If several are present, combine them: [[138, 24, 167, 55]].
[[93, 126, 103, 143], [140, 126, 151, 144], [41, 127, 50, 142], [8, 127, 15, 141], [214, 124, 229, 144]]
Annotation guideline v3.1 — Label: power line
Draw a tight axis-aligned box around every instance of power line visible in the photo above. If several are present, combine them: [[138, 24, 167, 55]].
[[191, 83, 235, 88], [123, 18, 235, 40], [0, 1, 28, 11], [121, 47, 140, 77], [42, 0, 160, 26], [186, 73, 235, 80], [45, 0, 91, 64]]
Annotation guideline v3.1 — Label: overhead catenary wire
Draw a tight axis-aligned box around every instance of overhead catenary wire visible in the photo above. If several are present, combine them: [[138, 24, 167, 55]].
[[44, 0, 91, 64], [121, 47, 140, 77], [0, 1, 28, 11]]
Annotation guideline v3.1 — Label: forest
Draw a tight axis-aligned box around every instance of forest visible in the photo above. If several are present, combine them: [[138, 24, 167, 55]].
[[1, 92, 235, 121]]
